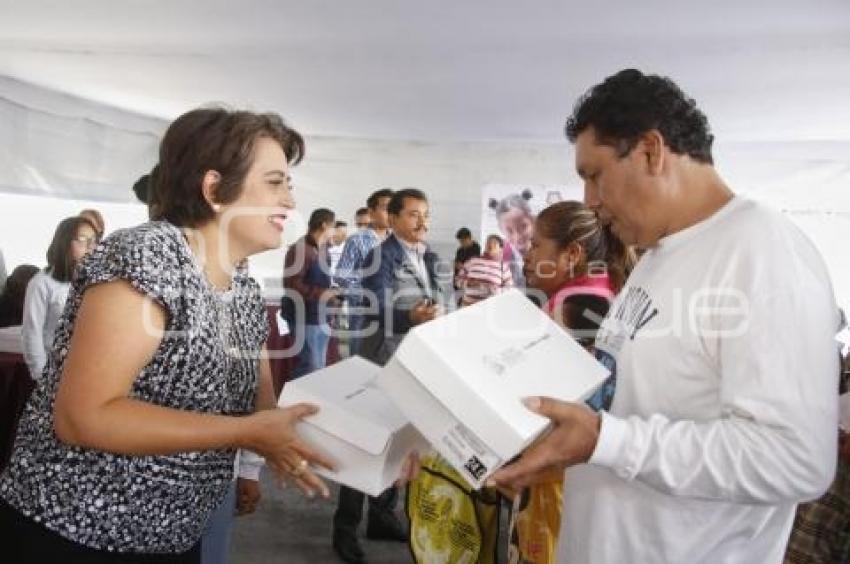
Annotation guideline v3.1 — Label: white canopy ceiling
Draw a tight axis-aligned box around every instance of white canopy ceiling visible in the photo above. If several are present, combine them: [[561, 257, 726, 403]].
[[1, 2, 849, 307], [1, 0, 849, 143]]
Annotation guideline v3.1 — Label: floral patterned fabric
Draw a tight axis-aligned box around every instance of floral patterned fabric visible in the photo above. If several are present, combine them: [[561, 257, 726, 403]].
[[0, 221, 268, 554]]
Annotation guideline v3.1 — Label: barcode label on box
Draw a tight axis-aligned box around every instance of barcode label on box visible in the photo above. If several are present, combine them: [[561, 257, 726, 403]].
[[439, 423, 502, 486]]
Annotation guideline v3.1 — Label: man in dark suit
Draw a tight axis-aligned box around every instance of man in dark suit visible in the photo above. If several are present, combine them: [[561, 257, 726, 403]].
[[359, 188, 442, 364], [332, 188, 443, 563]]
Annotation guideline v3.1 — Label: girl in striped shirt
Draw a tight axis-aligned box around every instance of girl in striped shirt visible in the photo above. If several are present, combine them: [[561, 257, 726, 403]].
[[455, 234, 514, 307]]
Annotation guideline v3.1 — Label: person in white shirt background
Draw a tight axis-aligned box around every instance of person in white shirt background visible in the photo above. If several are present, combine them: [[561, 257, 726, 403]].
[[489, 68, 840, 563], [21, 215, 98, 379]]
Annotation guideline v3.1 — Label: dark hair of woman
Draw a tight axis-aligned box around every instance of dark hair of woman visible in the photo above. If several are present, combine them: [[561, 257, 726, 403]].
[[46, 216, 98, 283], [151, 107, 304, 227], [534, 200, 635, 293], [0, 264, 40, 327]]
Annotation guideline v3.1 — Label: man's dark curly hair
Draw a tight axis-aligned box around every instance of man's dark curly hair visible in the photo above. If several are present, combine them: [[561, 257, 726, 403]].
[[565, 69, 714, 165]]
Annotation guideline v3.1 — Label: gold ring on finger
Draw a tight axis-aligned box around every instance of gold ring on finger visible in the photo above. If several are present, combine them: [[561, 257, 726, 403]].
[[290, 459, 308, 476]]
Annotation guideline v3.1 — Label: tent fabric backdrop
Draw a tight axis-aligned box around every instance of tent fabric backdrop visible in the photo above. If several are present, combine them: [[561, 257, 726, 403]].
[[714, 142, 850, 313], [0, 78, 847, 311], [0, 76, 164, 202]]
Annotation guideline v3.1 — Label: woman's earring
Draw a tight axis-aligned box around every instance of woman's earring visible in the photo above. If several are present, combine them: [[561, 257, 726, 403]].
[[212, 203, 222, 213]]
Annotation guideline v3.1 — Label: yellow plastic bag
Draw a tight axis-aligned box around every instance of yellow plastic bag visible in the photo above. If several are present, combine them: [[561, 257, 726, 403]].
[[507, 473, 564, 564], [407, 454, 502, 564]]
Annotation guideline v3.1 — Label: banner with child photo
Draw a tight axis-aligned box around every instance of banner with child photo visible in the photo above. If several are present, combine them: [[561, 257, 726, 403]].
[[480, 184, 581, 287]]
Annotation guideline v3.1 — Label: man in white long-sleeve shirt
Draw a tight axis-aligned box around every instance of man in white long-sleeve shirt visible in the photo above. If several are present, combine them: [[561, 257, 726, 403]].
[[489, 69, 840, 563]]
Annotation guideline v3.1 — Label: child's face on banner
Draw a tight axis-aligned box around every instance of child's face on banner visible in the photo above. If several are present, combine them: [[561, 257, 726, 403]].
[[498, 207, 534, 255]]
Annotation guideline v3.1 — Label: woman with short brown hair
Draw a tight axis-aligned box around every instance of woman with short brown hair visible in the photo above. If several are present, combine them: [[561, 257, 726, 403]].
[[0, 107, 332, 563]]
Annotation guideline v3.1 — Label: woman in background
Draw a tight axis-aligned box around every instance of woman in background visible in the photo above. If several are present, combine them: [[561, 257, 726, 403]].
[[524, 201, 632, 342], [508, 200, 633, 564], [21, 216, 98, 378]]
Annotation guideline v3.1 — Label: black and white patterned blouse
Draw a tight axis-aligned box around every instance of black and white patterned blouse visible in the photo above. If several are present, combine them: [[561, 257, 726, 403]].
[[0, 221, 269, 554]]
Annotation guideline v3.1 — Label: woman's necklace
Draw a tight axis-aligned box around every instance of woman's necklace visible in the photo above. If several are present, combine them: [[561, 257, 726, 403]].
[[213, 289, 239, 358], [200, 262, 241, 358], [183, 227, 241, 358]]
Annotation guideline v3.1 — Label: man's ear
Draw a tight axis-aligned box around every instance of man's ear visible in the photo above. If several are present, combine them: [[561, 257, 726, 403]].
[[639, 130, 665, 176], [201, 170, 222, 209]]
